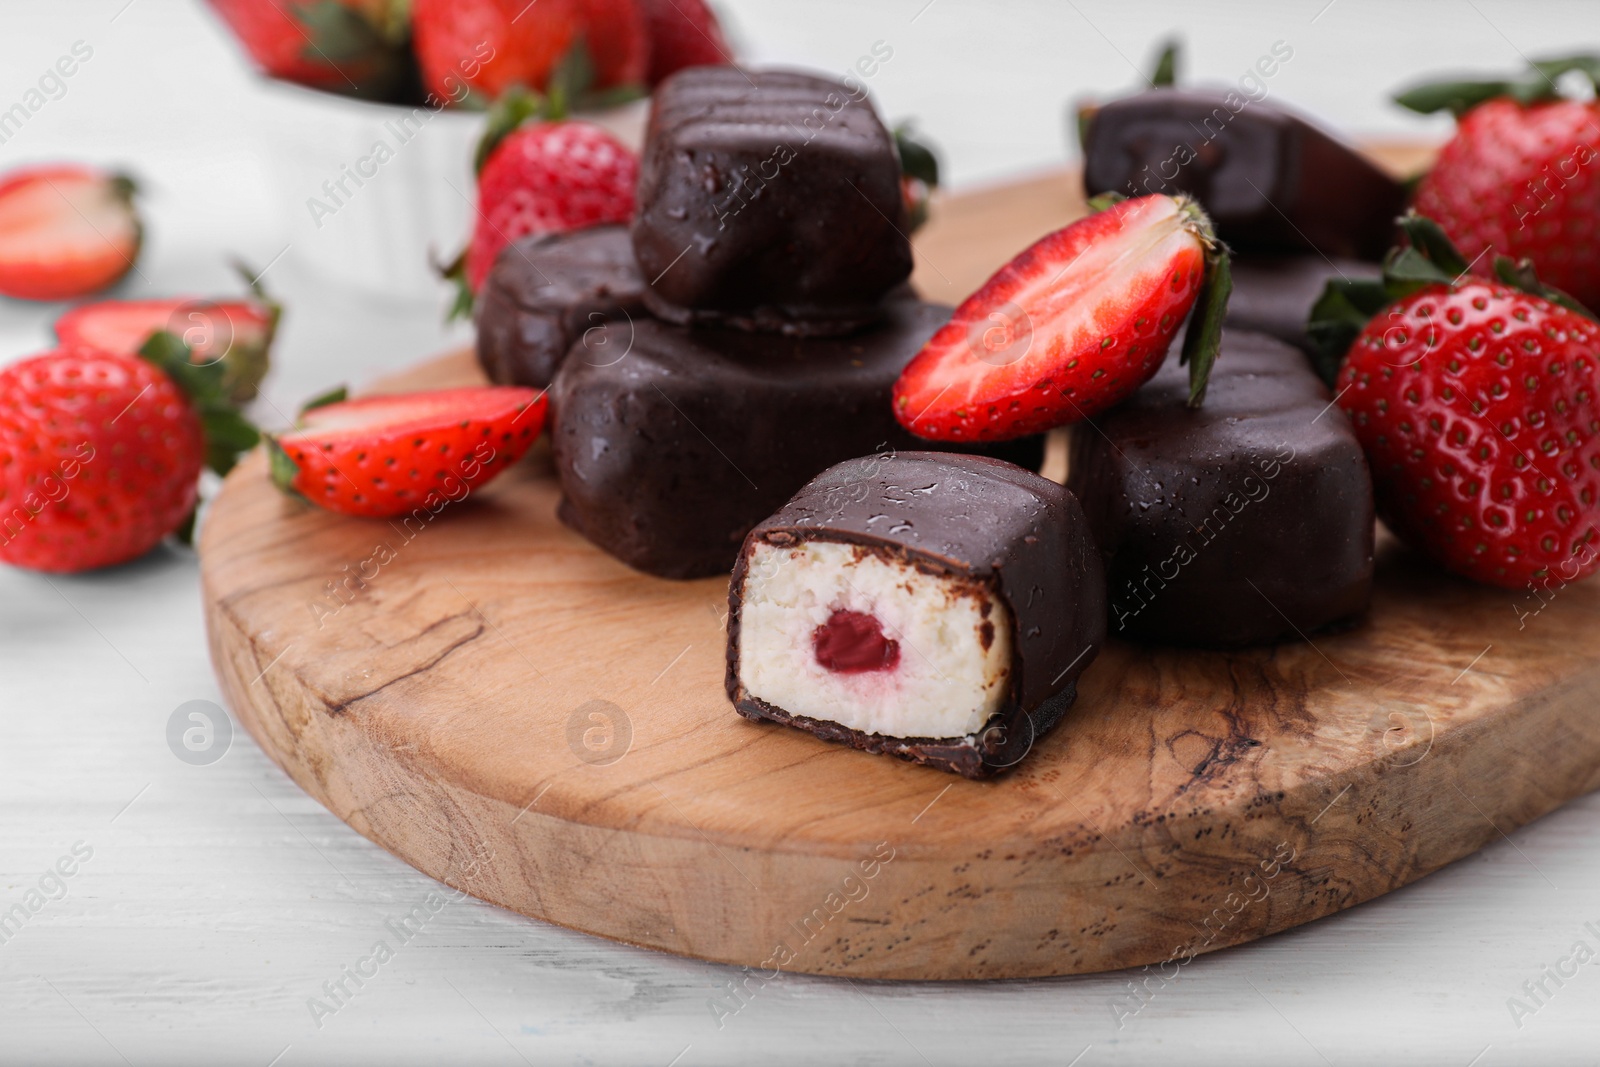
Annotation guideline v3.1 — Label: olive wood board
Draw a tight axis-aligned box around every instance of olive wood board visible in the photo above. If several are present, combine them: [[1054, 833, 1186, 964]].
[[201, 148, 1600, 980]]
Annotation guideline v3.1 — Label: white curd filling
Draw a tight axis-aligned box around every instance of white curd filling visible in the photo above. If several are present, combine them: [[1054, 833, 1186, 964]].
[[737, 539, 1013, 739]]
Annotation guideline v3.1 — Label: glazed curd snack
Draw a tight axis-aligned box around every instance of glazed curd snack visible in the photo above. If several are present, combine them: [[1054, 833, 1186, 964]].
[[631, 66, 912, 336], [1067, 329, 1375, 646], [726, 452, 1106, 778], [474, 223, 646, 390], [548, 298, 1044, 580]]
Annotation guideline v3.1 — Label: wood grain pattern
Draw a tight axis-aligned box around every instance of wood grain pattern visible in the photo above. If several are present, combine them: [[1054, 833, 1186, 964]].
[[200, 155, 1600, 980]]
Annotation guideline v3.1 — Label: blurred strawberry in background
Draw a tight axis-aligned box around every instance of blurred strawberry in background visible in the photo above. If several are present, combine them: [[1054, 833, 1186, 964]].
[[0, 165, 141, 302], [206, 0, 413, 99], [208, 0, 730, 105], [444, 88, 638, 312], [640, 0, 730, 85]]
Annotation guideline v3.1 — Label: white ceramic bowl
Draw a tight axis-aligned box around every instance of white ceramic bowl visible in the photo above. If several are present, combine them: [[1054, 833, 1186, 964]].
[[255, 78, 649, 299]]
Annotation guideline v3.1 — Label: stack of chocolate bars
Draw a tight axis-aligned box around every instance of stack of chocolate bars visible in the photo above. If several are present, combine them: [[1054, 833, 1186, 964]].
[[477, 65, 1036, 580]]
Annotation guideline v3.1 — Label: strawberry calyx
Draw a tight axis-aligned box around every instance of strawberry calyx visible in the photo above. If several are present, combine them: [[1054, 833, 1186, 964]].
[[893, 122, 940, 233], [1307, 211, 1600, 385], [1091, 191, 1232, 406], [265, 384, 351, 500], [1075, 38, 1180, 149], [1394, 52, 1600, 117], [136, 331, 261, 477]]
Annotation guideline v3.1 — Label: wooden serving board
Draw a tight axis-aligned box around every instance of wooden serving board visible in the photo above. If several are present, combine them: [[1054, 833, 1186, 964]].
[[200, 150, 1600, 981]]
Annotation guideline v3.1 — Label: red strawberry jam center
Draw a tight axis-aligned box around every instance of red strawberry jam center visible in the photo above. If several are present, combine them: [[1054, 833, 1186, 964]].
[[812, 610, 900, 674]]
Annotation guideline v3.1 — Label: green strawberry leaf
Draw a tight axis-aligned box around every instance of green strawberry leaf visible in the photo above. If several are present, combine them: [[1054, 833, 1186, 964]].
[[300, 384, 349, 416], [264, 435, 308, 502], [1306, 211, 1600, 386], [545, 37, 595, 119], [1149, 40, 1179, 88], [1171, 196, 1231, 407], [1493, 256, 1600, 322], [138, 330, 261, 478], [1530, 52, 1600, 93], [474, 85, 548, 174], [1180, 237, 1232, 408], [1086, 190, 1128, 214], [893, 122, 940, 189]]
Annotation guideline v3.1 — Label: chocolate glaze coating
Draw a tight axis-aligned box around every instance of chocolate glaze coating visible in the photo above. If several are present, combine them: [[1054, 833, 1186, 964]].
[[727, 452, 1107, 778], [474, 224, 648, 389], [1226, 255, 1380, 355], [1083, 88, 1406, 260], [1067, 329, 1375, 647], [550, 298, 1044, 579], [632, 66, 913, 335]]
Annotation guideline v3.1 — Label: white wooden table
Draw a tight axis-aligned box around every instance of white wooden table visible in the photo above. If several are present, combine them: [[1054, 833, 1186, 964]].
[[3, 1, 1599, 1063]]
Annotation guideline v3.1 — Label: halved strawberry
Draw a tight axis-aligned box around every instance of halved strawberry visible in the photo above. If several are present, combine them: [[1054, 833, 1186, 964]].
[[892, 193, 1230, 442], [0, 166, 141, 302], [55, 293, 279, 404], [267, 386, 546, 518]]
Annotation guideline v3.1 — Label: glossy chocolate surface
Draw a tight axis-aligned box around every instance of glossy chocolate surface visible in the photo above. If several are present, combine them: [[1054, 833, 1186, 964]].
[[475, 224, 647, 389], [632, 66, 912, 335], [1226, 255, 1380, 354], [549, 299, 1042, 580], [728, 452, 1106, 778], [1067, 329, 1374, 646], [1083, 88, 1406, 260]]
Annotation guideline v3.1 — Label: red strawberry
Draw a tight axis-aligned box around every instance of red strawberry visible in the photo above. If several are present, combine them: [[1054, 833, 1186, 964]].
[[267, 387, 546, 518], [640, 0, 730, 85], [573, 0, 649, 89], [1398, 60, 1600, 309], [55, 295, 279, 404], [1312, 214, 1600, 589], [0, 166, 140, 302], [893, 193, 1230, 442], [0, 334, 259, 573], [206, 0, 409, 98], [444, 96, 638, 314], [411, 0, 583, 103]]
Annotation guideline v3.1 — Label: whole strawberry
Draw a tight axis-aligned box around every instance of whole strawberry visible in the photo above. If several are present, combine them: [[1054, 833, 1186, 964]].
[[0, 335, 257, 573], [892, 192, 1231, 442], [640, 0, 731, 85], [0, 165, 140, 302], [411, 0, 582, 103], [1398, 55, 1600, 309], [206, 0, 409, 99], [1313, 214, 1600, 589], [445, 89, 638, 314]]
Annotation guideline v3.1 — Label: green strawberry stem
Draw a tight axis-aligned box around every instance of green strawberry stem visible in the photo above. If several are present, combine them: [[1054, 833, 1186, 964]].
[[1394, 51, 1600, 117], [137, 331, 261, 477], [1175, 197, 1230, 408], [1306, 211, 1600, 386]]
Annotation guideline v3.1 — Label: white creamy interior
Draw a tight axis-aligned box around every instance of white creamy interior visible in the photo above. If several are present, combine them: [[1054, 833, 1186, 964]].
[[737, 540, 1013, 739]]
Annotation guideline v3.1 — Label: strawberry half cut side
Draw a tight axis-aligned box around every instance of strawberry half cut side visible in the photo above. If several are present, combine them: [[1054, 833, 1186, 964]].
[[0, 166, 141, 302], [266, 386, 547, 518], [891, 192, 1230, 443], [56, 291, 279, 404]]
